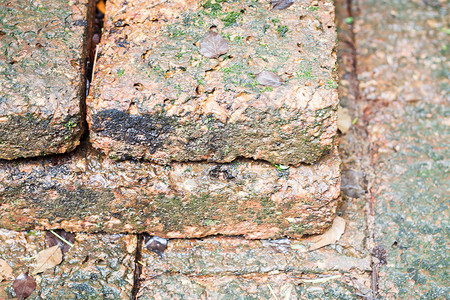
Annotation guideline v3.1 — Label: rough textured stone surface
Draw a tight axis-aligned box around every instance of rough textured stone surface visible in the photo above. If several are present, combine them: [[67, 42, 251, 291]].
[[0, 144, 340, 238], [0, 229, 135, 299], [141, 237, 370, 278], [137, 176, 371, 298], [371, 104, 449, 299], [355, 0, 448, 104], [87, 0, 338, 165], [137, 273, 370, 300], [137, 223, 371, 299], [0, 0, 92, 159], [354, 0, 449, 298], [0, 0, 93, 160]]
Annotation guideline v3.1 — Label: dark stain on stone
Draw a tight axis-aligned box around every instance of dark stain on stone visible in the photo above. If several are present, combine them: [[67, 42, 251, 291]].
[[0, 114, 82, 159], [3, 181, 111, 220], [110, 212, 122, 219], [208, 165, 235, 180], [0, 114, 51, 143], [180, 115, 230, 161], [91, 109, 175, 155], [113, 20, 128, 27], [35, 187, 106, 219]]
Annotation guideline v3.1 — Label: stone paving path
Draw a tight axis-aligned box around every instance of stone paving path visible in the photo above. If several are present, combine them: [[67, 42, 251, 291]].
[[1, 0, 449, 299], [353, 0, 449, 298], [339, 0, 449, 298]]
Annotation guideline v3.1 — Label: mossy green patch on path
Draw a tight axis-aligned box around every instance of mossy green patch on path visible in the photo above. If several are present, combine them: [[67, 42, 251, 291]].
[[373, 103, 449, 299]]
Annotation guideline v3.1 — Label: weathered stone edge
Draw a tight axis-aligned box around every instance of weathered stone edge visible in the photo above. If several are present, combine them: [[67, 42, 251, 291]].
[[0, 145, 340, 239]]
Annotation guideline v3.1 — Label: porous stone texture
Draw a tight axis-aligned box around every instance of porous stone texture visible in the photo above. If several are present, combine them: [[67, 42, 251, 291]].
[[137, 173, 372, 298], [370, 104, 449, 300], [137, 235, 371, 299], [355, 0, 448, 104], [87, 0, 338, 165], [0, 229, 135, 299], [0, 0, 93, 160], [354, 0, 449, 298], [141, 237, 370, 278], [0, 144, 340, 239], [137, 273, 370, 300]]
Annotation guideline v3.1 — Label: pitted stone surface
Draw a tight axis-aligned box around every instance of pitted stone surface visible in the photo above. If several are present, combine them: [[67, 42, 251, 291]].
[[141, 237, 370, 278], [371, 104, 449, 299], [137, 273, 369, 300], [354, 0, 449, 298], [138, 198, 371, 298], [0, 0, 92, 159], [0, 145, 340, 239], [0, 229, 135, 299], [355, 0, 448, 104], [87, 0, 338, 165]]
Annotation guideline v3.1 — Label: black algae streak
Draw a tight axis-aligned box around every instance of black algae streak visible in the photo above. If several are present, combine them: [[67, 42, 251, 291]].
[[91, 109, 175, 154]]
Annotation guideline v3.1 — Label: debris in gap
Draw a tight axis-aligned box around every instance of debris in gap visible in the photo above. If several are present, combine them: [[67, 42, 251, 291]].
[[143, 234, 168, 258], [199, 31, 229, 59], [255, 71, 284, 87], [301, 274, 342, 283], [208, 165, 235, 180], [341, 168, 367, 198], [337, 106, 353, 134], [97, 0, 106, 14], [274, 164, 289, 171], [291, 216, 346, 251], [88, 0, 105, 81], [45, 229, 75, 258], [344, 17, 354, 24], [308, 216, 346, 251], [13, 272, 36, 300], [0, 259, 13, 282], [372, 245, 387, 265], [270, 0, 295, 10], [32, 245, 63, 275]]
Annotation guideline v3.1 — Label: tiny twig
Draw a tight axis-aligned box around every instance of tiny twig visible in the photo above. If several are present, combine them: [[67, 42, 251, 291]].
[[111, 6, 127, 19], [50, 230, 74, 248], [371, 263, 379, 298], [267, 284, 279, 300], [137, 260, 146, 267], [91, 44, 99, 82], [302, 274, 342, 283], [417, 243, 430, 270]]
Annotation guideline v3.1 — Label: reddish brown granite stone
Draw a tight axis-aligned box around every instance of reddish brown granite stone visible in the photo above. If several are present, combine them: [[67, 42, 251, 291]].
[[87, 0, 338, 165], [0, 0, 94, 160], [0, 144, 340, 239]]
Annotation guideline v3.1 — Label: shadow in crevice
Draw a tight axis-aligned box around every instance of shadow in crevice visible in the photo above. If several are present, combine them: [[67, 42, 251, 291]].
[[79, 0, 106, 144], [131, 233, 144, 300]]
